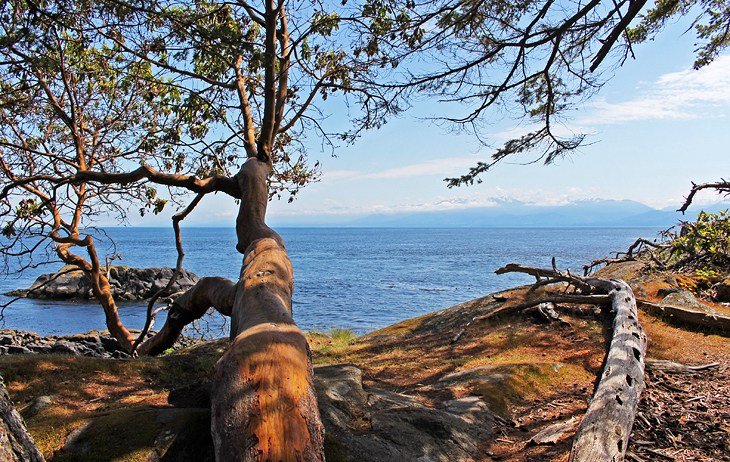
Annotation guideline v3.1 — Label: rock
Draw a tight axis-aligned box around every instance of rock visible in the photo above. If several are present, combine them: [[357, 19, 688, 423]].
[[661, 290, 717, 315], [714, 277, 730, 302], [9, 265, 199, 301], [26, 344, 52, 354], [51, 340, 81, 355], [0, 329, 201, 358], [314, 364, 497, 462], [24, 396, 53, 418], [7, 346, 31, 355]]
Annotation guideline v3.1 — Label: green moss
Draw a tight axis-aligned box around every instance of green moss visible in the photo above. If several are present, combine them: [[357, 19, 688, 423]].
[[308, 329, 358, 362], [469, 363, 592, 417]]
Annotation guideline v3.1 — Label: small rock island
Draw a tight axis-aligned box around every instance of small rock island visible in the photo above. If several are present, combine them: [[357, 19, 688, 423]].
[[6, 266, 199, 301]]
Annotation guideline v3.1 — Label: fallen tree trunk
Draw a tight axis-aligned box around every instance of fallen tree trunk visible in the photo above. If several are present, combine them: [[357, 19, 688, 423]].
[[637, 300, 730, 335], [568, 279, 647, 462], [0, 375, 45, 462], [494, 264, 647, 462]]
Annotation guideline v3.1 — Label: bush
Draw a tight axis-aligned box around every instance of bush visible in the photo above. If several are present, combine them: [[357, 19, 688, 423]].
[[670, 210, 730, 268]]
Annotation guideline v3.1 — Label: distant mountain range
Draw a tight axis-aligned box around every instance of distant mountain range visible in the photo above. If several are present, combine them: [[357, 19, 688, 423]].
[[269, 199, 730, 228]]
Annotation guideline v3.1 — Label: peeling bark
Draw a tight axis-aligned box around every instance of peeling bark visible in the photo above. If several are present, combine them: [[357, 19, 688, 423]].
[[211, 158, 324, 462]]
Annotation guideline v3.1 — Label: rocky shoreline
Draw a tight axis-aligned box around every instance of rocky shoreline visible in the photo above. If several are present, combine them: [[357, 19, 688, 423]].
[[0, 329, 202, 358], [6, 265, 199, 301]]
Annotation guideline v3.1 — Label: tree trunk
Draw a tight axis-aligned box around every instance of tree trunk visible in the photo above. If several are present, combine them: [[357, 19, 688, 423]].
[[210, 158, 324, 461], [0, 375, 45, 462], [569, 280, 647, 461]]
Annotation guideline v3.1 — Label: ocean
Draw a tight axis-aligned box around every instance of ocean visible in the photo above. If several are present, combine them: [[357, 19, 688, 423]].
[[0, 227, 659, 336]]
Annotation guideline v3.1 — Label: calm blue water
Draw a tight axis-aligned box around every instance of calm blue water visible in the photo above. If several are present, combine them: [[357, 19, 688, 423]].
[[0, 227, 658, 336]]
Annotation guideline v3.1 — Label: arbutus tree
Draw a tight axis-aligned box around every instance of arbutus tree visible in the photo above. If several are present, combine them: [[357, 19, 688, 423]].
[[1, 0, 405, 459], [2, 0, 727, 460]]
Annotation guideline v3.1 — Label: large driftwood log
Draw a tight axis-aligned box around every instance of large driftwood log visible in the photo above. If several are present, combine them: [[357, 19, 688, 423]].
[[494, 263, 647, 462], [210, 158, 324, 462], [568, 279, 646, 461], [0, 375, 45, 462]]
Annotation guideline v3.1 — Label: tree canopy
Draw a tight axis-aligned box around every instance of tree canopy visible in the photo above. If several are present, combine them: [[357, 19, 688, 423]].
[[361, 0, 730, 185]]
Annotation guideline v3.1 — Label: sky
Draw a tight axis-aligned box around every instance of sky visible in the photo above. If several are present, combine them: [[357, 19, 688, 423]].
[[136, 18, 730, 227]]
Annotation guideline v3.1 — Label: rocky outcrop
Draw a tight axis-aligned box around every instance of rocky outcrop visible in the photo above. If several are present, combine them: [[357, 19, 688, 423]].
[[0, 329, 201, 358], [314, 364, 498, 462], [55, 363, 498, 462], [7, 265, 199, 301]]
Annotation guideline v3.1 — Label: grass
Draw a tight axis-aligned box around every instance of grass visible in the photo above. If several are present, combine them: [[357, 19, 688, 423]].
[[307, 328, 358, 362]]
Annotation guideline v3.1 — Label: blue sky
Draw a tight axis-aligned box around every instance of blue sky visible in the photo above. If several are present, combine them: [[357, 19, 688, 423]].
[[139, 18, 730, 227]]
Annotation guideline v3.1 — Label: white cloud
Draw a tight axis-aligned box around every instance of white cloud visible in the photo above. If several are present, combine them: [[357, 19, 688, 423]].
[[269, 187, 612, 218], [363, 156, 482, 180], [322, 169, 360, 181], [319, 155, 483, 183], [581, 54, 730, 125]]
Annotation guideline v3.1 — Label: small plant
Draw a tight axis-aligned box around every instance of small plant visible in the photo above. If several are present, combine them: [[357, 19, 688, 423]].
[[327, 328, 356, 345]]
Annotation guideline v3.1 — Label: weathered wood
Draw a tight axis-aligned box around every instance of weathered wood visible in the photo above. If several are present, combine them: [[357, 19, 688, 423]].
[[0, 375, 45, 462], [493, 264, 647, 462], [645, 359, 719, 374], [638, 300, 730, 335], [210, 158, 324, 462], [529, 417, 577, 445], [569, 280, 647, 462]]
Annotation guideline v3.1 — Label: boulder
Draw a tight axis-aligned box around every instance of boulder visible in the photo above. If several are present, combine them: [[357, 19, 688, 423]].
[[314, 364, 497, 462], [23, 396, 53, 418], [661, 290, 718, 315], [0, 329, 199, 358], [8, 265, 199, 301]]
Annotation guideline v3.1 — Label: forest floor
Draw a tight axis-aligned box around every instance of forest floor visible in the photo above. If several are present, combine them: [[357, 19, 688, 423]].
[[1, 260, 728, 461]]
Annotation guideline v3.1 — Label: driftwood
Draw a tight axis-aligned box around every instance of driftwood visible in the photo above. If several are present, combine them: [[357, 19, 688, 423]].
[[677, 179, 730, 213], [528, 417, 577, 445], [568, 279, 646, 461], [494, 263, 647, 462], [645, 359, 720, 374], [637, 300, 730, 335], [0, 375, 45, 462]]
